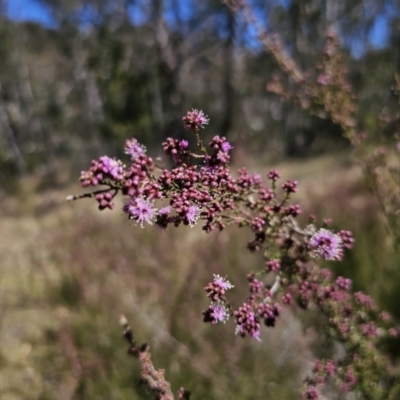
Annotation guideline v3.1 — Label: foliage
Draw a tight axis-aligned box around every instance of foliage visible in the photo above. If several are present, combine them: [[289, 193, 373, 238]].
[[1, 0, 400, 181]]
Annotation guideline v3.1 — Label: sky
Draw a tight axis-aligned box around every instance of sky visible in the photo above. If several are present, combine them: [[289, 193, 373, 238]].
[[6, 0, 55, 27], [5, 0, 391, 57]]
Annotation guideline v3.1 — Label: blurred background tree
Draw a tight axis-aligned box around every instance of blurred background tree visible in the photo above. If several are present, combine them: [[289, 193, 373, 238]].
[[0, 0, 398, 182]]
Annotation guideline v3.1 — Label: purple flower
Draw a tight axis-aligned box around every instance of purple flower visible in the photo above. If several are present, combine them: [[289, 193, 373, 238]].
[[203, 301, 230, 324], [309, 229, 343, 261], [185, 205, 200, 227], [389, 328, 398, 337], [338, 230, 355, 249], [99, 156, 124, 180], [205, 274, 234, 301], [336, 276, 352, 291], [235, 316, 261, 341], [212, 302, 229, 323], [125, 138, 146, 159], [182, 109, 209, 130], [267, 169, 281, 181], [216, 150, 230, 164], [211, 301, 230, 324], [284, 204, 302, 217], [123, 197, 157, 227], [380, 311, 391, 322], [257, 302, 281, 327], [325, 360, 337, 376], [157, 206, 171, 215], [213, 274, 234, 290], [282, 179, 298, 194], [265, 259, 281, 272], [221, 141, 233, 152], [354, 292, 376, 310], [317, 73, 330, 85], [234, 302, 261, 341], [302, 386, 320, 399]]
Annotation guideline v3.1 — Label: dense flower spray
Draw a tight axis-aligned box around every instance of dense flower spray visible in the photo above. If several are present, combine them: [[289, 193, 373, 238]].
[[70, 110, 399, 400]]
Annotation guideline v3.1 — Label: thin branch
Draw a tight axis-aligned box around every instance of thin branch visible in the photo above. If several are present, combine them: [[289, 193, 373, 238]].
[[66, 187, 119, 201], [119, 315, 191, 400]]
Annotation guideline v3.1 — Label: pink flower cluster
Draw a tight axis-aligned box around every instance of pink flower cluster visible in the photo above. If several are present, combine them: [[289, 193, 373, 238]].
[[75, 109, 399, 399], [182, 109, 209, 130]]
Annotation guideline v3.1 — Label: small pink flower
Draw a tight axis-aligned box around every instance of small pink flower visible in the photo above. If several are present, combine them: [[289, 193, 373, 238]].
[[99, 156, 124, 180], [203, 301, 230, 324], [123, 197, 157, 227], [158, 206, 171, 215], [234, 302, 261, 341], [182, 109, 209, 130], [389, 328, 398, 337], [317, 74, 330, 85], [185, 205, 200, 227], [125, 138, 146, 159], [309, 229, 343, 261], [213, 274, 234, 290], [221, 141, 233, 152], [267, 169, 281, 181], [302, 386, 320, 399], [265, 259, 280, 272]]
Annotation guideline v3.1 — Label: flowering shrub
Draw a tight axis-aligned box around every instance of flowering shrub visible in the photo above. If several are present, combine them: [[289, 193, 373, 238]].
[[223, 0, 400, 252], [69, 108, 400, 399]]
